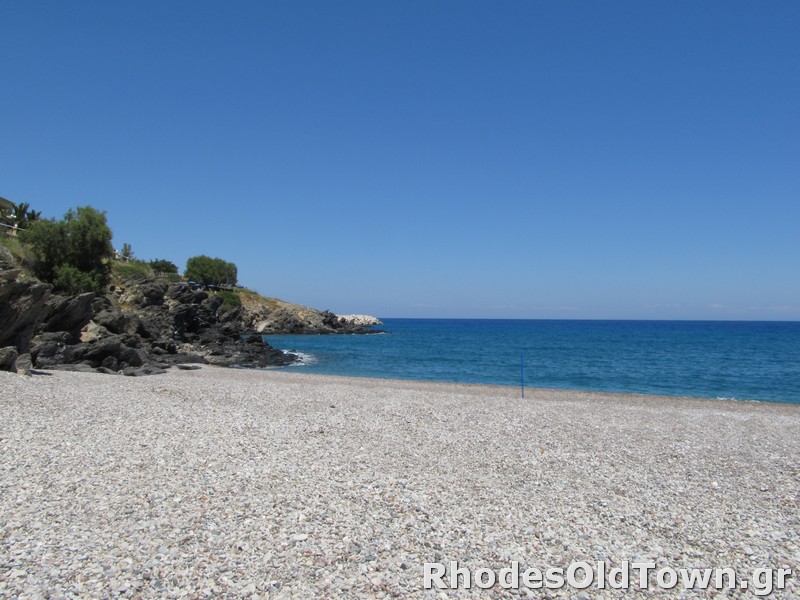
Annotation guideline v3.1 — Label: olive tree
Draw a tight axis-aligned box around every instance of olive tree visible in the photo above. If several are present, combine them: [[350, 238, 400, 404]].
[[21, 206, 114, 293], [184, 255, 237, 286]]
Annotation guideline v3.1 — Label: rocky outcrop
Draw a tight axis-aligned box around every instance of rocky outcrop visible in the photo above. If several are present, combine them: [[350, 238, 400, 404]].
[[0, 254, 382, 376], [0, 268, 299, 376], [252, 307, 381, 335], [336, 314, 383, 326], [0, 268, 53, 353]]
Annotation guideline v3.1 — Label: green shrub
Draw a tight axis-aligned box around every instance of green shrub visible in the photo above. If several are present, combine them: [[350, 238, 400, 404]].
[[185, 255, 237, 286], [20, 206, 114, 294], [0, 236, 25, 262], [218, 290, 242, 310], [52, 264, 98, 295], [149, 258, 178, 274]]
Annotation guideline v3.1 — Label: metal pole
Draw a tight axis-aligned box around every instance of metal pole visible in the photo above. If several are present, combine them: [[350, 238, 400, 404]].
[[520, 353, 524, 399]]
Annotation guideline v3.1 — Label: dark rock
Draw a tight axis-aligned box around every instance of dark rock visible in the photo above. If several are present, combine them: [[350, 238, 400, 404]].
[[48, 363, 97, 373], [166, 284, 199, 303], [122, 365, 166, 377], [132, 282, 167, 307], [151, 339, 177, 354], [218, 305, 243, 323], [0, 271, 52, 352], [201, 294, 224, 313], [120, 334, 142, 349], [172, 304, 200, 335], [160, 353, 206, 365], [82, 337, 122, 363], [166, 286, 209, 306], [44, 292, 95, 338], [117, 346, 148, 368], [101, 356, 119, 371], [176, 364, 202, 370], [198, 328, 226, 345], [201, 335, 297, 368], [30, 333, 73, 368], [4, 273, 309, 377], [93, 307, 131, 334], [321, 310, 340, 329], [34, 331, 73, 344], [0, 346, 19, 372]]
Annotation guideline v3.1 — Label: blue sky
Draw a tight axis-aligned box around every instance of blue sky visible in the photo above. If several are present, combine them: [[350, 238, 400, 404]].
[[2, 1, 798, 320]]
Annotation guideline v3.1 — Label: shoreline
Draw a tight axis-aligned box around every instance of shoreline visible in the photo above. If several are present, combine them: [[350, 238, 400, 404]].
[[2, 366, 798, 597], [260, 365, 800, 408]]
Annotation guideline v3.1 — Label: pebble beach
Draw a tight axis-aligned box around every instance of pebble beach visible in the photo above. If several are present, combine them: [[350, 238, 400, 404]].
[[1, 367, 798, 598]]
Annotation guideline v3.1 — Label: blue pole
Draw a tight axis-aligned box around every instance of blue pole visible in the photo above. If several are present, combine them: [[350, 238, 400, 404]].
[[520, 353, 524, 399]]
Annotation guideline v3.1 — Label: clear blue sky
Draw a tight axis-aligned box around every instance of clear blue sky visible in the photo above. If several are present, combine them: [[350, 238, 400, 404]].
[[2, 1, 798, 320]]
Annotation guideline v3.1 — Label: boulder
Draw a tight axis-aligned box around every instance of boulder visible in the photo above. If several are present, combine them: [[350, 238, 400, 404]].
[[48, 363, 97, 373], [44, 292, 95, 338], [30, 332, 73, 368], [131, 282, 167, 307], [81, 337, 123, 363], [0, 346, 19, 372], [0, 246, 17, 269], [93, 306, 131, 334], [80, 320, 110, 343], [0, 270, 52, 352], [200, 335, 297, 368], [171, 304, 200, 335], [122, 365, 166, 377]]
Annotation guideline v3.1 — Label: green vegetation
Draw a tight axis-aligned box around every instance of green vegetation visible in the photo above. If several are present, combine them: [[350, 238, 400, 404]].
[[217, 289, 242, 310], [52, 264, 99, 295], [4, 200, 241, 294], [185, 255, 237, 286], [1, 201, 41, 231], [112, 259, 153, 281], [20, 206, 114, 294], [149, 258, 178, 274], [158, 272, 183, 283], [0, 235, 31, 264]]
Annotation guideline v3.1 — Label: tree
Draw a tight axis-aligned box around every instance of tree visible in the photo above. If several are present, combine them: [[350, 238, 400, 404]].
[[185, 255, 238, 286], [1, 201, 41, 232], [121, 243, 134, 261], [21, 206, 115, 294], [149, 258, 178, 274]]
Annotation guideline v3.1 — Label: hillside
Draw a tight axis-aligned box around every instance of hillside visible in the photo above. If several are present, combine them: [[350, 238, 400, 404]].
[[0, 237, 380, 376]]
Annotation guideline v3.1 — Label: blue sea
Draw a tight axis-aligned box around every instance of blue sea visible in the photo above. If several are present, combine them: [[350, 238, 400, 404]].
[[264, 319, 800, 404]]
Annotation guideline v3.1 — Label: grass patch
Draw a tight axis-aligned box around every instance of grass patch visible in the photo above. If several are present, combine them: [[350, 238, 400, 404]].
[[113, 260, 153, 281], [155, 272, 183, 283], [217, 289, 242, 310], [0, 235, 35, 269]]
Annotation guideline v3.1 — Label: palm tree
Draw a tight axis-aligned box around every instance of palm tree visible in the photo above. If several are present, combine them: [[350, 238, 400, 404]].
[[0, 200, 42, 234]]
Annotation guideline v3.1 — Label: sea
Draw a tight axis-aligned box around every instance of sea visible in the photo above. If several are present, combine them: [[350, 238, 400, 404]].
[[264, 319, 800, 405]]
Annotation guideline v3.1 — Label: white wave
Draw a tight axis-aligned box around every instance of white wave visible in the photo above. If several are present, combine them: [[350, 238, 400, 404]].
[[284, 351, 318, 366]]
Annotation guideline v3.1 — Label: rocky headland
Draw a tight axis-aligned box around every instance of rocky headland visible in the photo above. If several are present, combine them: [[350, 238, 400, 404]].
[[335, 314, 383, 326], [0, 248, 380, 376]]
